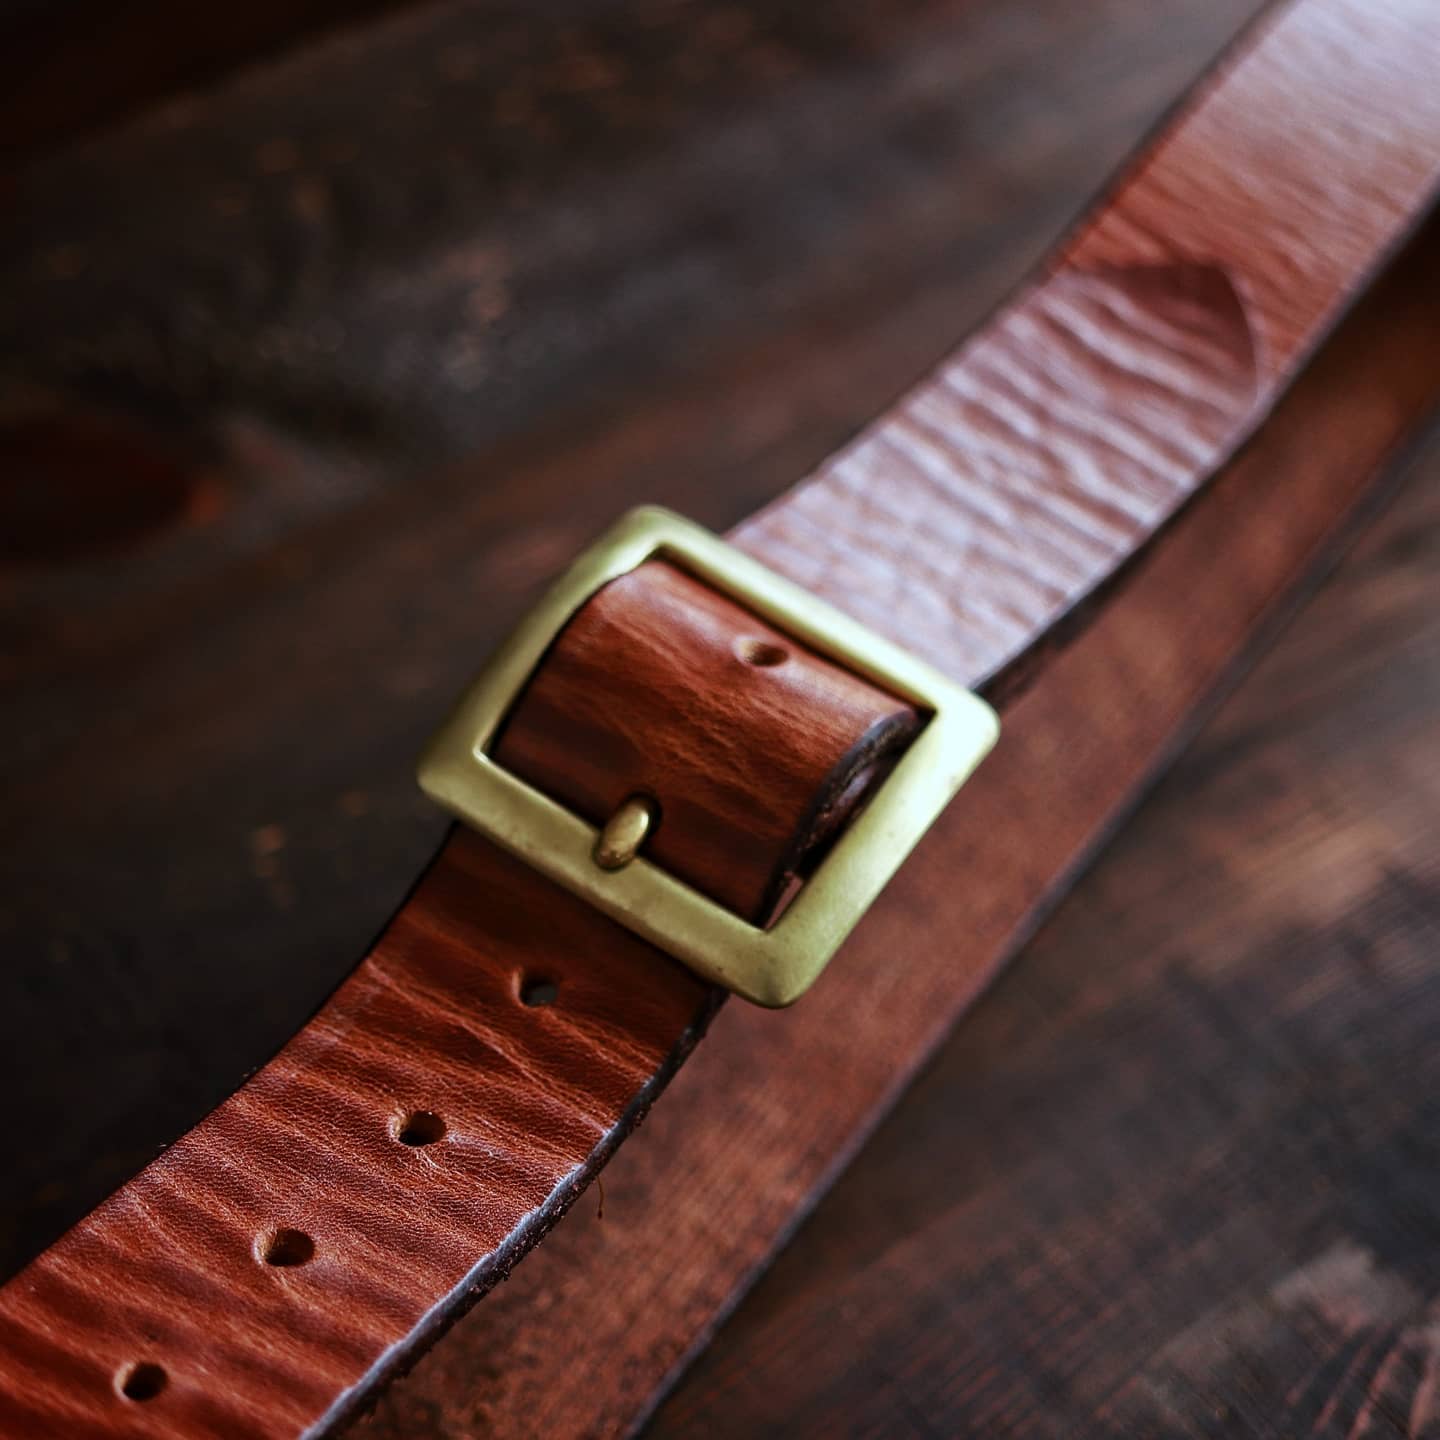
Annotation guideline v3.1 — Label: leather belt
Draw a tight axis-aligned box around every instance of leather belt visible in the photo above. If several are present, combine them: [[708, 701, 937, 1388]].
[[3, 1, 1440, 1435]]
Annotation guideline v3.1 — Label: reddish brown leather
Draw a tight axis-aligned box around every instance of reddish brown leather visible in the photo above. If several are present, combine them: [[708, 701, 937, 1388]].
[[734, 0, 1440, 684], [3, 1, 1439, 1437], [0, 833, 717, 1439], [495, 560, 920, 923]]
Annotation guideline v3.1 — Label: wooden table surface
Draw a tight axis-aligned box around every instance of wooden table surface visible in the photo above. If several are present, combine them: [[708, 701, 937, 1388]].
[[5, 0, 1439, 1435]]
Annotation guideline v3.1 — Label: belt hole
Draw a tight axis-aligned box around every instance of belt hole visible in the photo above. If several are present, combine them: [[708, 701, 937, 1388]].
[[519, 975, 558, 1007], [258, 1227, 315, 1267], [393, 1110, 446, 1147], [117, 1362, 166, 1402], [735, 637, 788, 668]]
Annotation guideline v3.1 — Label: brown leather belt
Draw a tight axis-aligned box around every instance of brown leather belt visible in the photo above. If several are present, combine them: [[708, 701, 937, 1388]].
[[4, 1, 1440, 1435]]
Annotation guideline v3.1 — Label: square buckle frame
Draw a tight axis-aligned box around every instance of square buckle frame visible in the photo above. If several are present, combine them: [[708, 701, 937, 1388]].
[[417, 506, 998, 1006]]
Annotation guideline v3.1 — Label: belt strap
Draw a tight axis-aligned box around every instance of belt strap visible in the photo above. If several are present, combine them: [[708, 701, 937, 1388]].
[[2, 1, 1439, 1435]]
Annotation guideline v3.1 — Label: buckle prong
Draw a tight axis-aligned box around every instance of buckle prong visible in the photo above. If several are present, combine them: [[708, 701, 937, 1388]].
[[592, 794, 658, 873]]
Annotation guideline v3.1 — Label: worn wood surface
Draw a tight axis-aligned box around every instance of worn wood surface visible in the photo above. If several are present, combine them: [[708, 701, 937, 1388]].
[[0, 0, 1258, 1282], [644, 418, 1440, 1438], [12, 2, 1439, 1437]]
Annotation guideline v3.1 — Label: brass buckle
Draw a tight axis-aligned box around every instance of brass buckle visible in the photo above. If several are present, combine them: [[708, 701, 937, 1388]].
[[417, 507, 998, 1006]]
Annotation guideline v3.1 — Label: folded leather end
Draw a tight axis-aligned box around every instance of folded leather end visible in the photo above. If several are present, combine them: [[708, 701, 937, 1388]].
[[493, 559, 921, 924]]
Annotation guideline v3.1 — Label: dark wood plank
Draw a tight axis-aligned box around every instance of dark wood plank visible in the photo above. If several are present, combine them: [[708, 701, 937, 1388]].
[[0, 0, 421, 167], [6, 0, 1437, 1431], [0, 0, 1257, 1287], [642, 370, 1440, 1435]]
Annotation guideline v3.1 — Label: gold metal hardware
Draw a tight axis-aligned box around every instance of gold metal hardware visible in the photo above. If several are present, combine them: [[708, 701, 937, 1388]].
[[592, 795, 657, 872], [417, 506, 998, 1007]]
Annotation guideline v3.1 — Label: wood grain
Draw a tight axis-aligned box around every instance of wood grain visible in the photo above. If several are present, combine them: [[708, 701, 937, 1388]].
[[7, 3, 1434, 1436], [0, 0, 419, 166], [23, 2, 1430, 1437], [27, 2, 1419, 1418], [0, 0, 1261, 1292]]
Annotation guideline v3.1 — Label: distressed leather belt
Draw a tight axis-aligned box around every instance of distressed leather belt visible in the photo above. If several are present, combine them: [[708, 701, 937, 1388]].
[[4, 1, 1440, 1435]]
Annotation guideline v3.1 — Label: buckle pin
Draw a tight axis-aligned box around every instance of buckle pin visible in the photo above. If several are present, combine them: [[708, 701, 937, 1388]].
[[592, 795, 658, 873]]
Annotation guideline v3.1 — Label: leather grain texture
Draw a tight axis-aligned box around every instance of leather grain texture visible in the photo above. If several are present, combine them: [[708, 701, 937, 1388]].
[[495, 560, 919, 922], [0, 833, 718, 1439], [2, 1, 1439, 1436], [734, 0, 1440, 685]]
